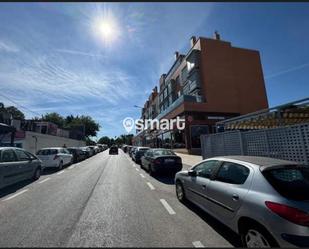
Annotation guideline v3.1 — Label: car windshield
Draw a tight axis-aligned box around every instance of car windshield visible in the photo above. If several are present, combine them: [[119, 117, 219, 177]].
[[263, 166, 309, 201], [37, 149, 58, 155], [153, 150, 175, 156]]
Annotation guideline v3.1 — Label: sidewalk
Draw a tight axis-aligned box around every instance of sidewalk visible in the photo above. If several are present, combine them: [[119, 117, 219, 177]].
[[175, 152, 203, 169]]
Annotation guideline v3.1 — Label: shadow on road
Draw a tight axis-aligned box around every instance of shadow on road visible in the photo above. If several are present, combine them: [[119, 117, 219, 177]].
[[0, 179, 33, 199], [183, 201, 242, 247], [152, 175, 175, 185], [41, 168, 60, 176]]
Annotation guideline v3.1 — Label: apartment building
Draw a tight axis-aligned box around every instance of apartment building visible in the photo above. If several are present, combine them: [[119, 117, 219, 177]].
[[133, 32, 269, 154]]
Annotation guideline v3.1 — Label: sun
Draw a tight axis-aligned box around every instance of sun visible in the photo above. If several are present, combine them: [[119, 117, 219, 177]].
[[92, 16, 120, 45]]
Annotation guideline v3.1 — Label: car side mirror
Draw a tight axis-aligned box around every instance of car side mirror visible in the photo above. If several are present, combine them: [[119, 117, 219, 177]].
[[188, 170, 197, 177]]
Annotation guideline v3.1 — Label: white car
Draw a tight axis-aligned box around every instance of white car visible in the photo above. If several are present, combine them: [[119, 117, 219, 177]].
[[36, 147, 73, 170]]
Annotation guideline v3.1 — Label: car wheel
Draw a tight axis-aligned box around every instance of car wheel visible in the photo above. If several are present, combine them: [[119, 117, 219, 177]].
[[58, 161, 63, 170], [241, 224, 277, 248], [176, 181, 186, 202], [33, 167, 41, 180]]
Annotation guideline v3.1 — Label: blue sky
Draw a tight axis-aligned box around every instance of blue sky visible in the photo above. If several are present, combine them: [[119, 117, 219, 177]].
[[0, 3, 309, 139]]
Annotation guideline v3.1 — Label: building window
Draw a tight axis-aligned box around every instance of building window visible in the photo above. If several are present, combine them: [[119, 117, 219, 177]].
[[187, 61, 195, 72], [181, 66, 188, 83]]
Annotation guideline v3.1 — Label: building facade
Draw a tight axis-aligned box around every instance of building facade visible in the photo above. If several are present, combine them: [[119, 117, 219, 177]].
[[133, 32, 269, 154]]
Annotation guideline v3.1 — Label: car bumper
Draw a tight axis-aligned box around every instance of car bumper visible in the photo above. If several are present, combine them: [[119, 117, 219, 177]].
[[153, 164, 183, 173], [279, 234, 309, 247]]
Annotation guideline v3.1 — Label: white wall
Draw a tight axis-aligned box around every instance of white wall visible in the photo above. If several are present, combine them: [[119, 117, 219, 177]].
[[23, 131, 86, 154]]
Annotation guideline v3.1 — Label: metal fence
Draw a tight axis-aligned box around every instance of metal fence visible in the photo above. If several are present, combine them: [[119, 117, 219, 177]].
[[200, 123, 309, 164]]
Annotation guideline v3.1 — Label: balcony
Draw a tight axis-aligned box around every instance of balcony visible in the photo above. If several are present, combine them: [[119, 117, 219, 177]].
[[156, 94, 197, 120]]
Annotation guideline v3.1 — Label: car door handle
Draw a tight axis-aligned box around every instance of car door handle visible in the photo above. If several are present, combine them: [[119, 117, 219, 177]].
[[232, 194, 239, 201], [202, 185, 206, 189]]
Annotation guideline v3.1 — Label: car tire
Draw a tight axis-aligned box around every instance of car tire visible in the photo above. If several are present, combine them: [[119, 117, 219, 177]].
[[176, 181, 186, 203], [58, 161, 63, 171], [33, 167, 41, 181], [240, 223, 278, 248]]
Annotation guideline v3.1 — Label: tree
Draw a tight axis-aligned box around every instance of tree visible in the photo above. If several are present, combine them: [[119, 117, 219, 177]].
[[1, 104, 25, 120], [98, 136, 110, 145], [42, 112, 65, 127], [65, 115, 100, 138]]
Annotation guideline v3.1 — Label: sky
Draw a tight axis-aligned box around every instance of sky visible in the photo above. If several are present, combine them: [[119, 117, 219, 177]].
[[0, 3, 309, 139]]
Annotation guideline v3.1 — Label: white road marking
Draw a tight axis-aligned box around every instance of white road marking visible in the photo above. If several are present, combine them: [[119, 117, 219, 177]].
[[56, 170, 65, 175], [147, 182, 155, 190], [160, 199, 176, 215], [4, 189, 29, 201], [38, 178, 50, 184], [135, 168, 140, 172], [192, 241, 205, 248], [139, 173, 145, 178]]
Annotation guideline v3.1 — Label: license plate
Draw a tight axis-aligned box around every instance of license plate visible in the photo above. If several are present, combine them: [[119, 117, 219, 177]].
[[165, 159, 174, 163]]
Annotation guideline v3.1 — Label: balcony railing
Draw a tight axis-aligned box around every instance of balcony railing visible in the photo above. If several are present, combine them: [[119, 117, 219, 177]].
[[156, 94, 197, 120]]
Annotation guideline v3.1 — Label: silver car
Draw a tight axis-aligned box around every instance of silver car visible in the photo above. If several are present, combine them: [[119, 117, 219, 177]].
[[175, 156, 309, 248], [0, 147, 42, 190]]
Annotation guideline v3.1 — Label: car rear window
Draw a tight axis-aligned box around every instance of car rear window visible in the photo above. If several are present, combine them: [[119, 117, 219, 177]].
[[263, 166, 309, 201], [153, 150, 175, 156], [37, 149, 58, 155]]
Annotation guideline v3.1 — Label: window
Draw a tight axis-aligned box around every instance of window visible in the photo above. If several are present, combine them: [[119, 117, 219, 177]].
[[187, 61, 195, 72], [37, 149, 57, 155], [1, 149, 17, 162], [153, 149, 175, 156], [15, 149, 31, 161], [263, 166, 309, 201], [175, 75, 180, 85], [216, 162, 250, 184], [63, 149, 70, 154], [25, 152, 37, 160], [193, 160, 221, 178], [181, 66, 188, 82]]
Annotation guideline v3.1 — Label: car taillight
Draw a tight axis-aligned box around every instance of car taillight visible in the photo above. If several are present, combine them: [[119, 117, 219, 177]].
[[265, 201, 309, 226], [53, 155, 59, 160], [154, 159, 161, 164]]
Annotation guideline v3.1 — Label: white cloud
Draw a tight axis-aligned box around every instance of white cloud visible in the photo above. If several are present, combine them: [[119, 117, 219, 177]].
[[0, 40, 19, 53]]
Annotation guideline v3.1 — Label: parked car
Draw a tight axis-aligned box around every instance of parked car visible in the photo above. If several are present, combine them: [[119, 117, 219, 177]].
[[175, 156, 309, 248], [126, 145, 132, 154], [94, 146, 100, 154], [141, 148, 182, 176], [87, 146, 96, 156], [67, 147, 87, 163], [97, 144, 104, 152], [109, 145, 118, 155], [122, 145, 128, 153], [36, 147, 73, 170], [132, 147, 150, 164], [0, 147, 42, 190], [81, 147, 91, 158], [129, 146, 137, 158]]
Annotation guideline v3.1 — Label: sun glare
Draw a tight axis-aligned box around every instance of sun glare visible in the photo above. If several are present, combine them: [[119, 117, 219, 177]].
[[92, 16, 120, 45]]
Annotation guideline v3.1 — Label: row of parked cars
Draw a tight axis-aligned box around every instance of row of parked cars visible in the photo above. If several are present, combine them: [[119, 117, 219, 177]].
[[122, 145, 309, 248], [123, 145, 183, 176], [0, 144, 108, 191]]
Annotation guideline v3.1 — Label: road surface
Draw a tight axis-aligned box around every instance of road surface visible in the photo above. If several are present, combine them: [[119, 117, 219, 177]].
[[0, 150, 241, 247]]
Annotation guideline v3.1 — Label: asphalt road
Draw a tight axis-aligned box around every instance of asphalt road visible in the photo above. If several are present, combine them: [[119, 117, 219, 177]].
[[0, 150, 241, 247]]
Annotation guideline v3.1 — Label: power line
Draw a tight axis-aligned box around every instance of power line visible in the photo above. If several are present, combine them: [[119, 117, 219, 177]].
[[0, 92, 42, 117]]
